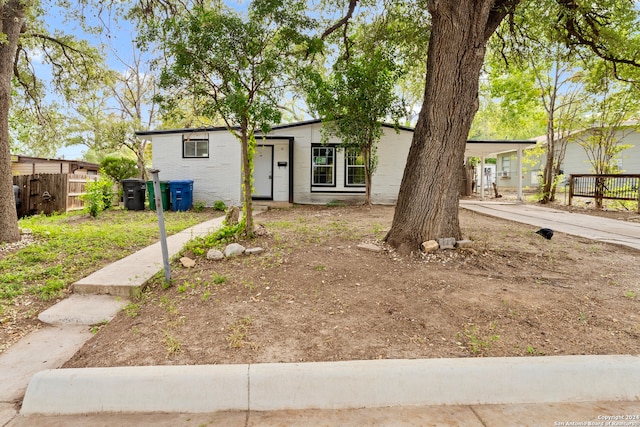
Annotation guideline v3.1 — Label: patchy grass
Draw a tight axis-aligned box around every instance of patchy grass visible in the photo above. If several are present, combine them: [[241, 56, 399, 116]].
[[0, 207, 221, 354]]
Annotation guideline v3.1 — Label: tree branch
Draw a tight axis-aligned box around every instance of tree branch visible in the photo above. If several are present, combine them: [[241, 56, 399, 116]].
[[321, 0, 358, 40]]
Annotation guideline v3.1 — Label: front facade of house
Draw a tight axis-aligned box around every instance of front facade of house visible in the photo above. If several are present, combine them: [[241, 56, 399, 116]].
[[496, 129, 640, 189], [139, 120, 414, 207]]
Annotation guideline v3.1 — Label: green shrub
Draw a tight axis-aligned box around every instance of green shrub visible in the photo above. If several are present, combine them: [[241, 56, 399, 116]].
[[81, 176, 115, 217], [213, 200, 227, 211], [100, 157, 138, 183], [193, 200, 206, 212]]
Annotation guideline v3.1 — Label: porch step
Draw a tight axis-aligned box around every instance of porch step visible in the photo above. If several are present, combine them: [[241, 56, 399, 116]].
[[38, 295, 127, 326]]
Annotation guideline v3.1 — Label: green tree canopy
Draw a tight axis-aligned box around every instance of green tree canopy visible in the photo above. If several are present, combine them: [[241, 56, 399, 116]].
[[149, 0, 318, 232], [303, 47, 405, 204]]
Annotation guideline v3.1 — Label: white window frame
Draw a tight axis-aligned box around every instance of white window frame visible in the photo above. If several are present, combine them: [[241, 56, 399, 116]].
[[311, 146, 335, 186], [345, 149, 366, 187], [183, 136, 209, 158]]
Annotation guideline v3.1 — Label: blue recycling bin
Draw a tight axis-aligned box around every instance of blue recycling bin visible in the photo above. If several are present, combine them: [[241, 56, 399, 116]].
[[169, 180, 194, 211]]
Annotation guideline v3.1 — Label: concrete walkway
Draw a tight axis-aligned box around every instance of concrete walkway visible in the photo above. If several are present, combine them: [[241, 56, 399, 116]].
[[0, 216, 225, 425], [2, 205, 639, 426], [460, 200, 640, 251]]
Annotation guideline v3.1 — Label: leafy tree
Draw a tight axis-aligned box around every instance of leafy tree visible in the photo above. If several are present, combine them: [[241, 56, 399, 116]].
[[9, 100, 67, 158], [369, 0, 640, 254], [100, 155, 138, 183], [109, 48, 161, 180], [65, 92, 127, 157], [573, 61, 639, 207], [481, 42, 583, 203], [150, 0, 317, 234], [304, 47, 405, 205], [471, 66, 545, 141], [0, 1, 104, 243]]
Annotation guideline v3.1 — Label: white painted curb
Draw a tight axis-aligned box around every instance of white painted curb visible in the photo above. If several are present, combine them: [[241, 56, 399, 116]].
[[21, 356, 640, 415]]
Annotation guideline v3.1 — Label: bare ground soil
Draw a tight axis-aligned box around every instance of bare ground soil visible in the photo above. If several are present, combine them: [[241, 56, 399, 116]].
[[64, 202, 640, 368]]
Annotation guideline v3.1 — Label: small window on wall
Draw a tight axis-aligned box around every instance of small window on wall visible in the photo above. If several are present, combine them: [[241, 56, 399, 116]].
[[501, 156, 511, 173], [345, 149, 365, 186], [312, 146, 335, 186], [183, 136, 209, 158]]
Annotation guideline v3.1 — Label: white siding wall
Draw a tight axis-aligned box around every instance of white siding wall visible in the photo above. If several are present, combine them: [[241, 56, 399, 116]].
[[151, 131, 243, 206], [270, 123, 412, 205], [371, 127, 413, 204], [563, 130, 640, 174], [150, 122, 414, 207]]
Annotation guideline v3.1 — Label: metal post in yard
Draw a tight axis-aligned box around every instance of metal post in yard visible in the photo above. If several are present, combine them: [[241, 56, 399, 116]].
[[149, 169, 171, 285]]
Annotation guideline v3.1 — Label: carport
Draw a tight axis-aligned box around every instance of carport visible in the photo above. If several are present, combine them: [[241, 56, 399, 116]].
[[465, 140, 535, 202]]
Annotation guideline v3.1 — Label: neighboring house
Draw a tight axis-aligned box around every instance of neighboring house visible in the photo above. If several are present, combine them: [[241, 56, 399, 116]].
[[496, 128, 640, 189], [11, 154, 100, 176], [137, 119, 533, 206]]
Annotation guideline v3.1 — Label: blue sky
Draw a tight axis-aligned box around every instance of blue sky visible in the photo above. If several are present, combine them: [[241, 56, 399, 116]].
[[42, 2, 137, 159], [45, 1, 252, 160]]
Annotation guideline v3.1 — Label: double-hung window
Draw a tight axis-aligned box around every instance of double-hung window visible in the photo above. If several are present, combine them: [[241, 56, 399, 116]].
[[345, 149, 365, 186], [312, 146, 335, 186], [183, 136, 209, 158], [501, 156, 511, 174]]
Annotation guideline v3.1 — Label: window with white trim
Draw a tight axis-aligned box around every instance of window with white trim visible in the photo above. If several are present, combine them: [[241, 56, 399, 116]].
[[183, 136, 209, 158], [312, 146, 335, 186], [345, 149, 365, 186], [501, 156, 511, 173]]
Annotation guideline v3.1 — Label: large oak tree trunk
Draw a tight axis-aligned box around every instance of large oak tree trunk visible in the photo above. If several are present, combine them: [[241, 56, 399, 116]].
[[0, 1, 25, 243], [386, 0, 514, 254]]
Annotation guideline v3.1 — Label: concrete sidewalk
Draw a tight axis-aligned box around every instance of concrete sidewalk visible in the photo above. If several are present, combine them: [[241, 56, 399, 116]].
[[2, 206, 639, 426], [0, 216, 225, 425], [6, 401, 640, 426], [460, 200, 640, 250]]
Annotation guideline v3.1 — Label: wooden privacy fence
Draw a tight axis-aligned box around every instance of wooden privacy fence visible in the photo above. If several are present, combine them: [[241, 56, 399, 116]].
[[569, 174, 640, 212], [13, 173, 99, 217]]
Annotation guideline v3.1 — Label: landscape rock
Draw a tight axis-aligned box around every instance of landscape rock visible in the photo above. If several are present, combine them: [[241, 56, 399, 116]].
[[245, 247, 265, 255], [421, 240, 439, 253], [206, 249, 224, 260], [357, 243, 383, 253], [180, 257, 196, 268], [455, 239, 473, 248], [224, 243, 246, 258], [437, 237, 456, 249], [254, 224, 269, 237]]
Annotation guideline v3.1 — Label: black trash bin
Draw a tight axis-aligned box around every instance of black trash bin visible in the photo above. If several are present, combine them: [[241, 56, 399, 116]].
[[122, 179, 146, 211]]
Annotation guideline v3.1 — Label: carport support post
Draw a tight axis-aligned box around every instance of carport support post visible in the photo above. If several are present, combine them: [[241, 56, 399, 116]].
[[149, 169, 171, 284], [480, 156, 486, 201], [517, 146, 523, 202]]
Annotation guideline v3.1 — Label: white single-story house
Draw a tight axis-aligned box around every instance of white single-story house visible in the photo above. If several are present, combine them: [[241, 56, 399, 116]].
[[137, 119, 533, 206], [497, 127, 640, 189]]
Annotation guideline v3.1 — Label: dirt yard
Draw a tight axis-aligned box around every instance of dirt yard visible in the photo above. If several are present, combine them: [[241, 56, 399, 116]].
[[64, 203, 640, 368]]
